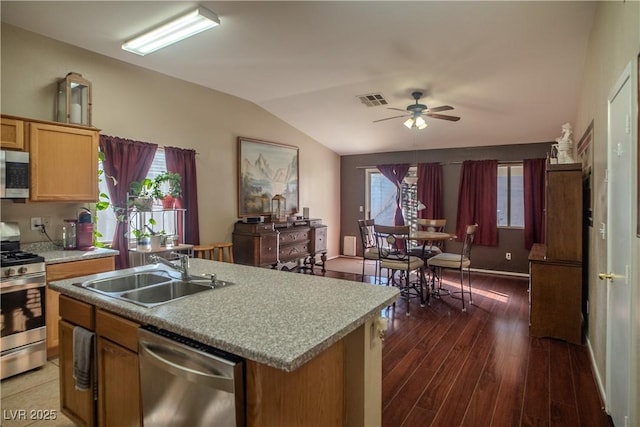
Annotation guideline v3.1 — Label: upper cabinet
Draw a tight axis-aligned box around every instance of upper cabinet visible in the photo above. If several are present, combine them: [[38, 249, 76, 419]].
[[29, 121, 99, 202], [1, 117, 25, 150]]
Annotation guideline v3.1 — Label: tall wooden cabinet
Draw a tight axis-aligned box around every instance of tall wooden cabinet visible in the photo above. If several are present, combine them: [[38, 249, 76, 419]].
[[529, 162, 583, 344]]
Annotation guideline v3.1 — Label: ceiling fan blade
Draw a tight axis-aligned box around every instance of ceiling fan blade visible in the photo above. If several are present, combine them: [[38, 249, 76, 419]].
[[373, 114, 408, 123], [427, 105, 454, 113], [425, 112, 460, 122], [387, 107, 408, 113]]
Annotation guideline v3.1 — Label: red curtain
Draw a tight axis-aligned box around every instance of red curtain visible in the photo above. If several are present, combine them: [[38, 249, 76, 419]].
[[165, 146, 200, 246], [416, 163, 443, 219], [456, 160, 498, 246], [99, 135, 157, 269], [523, 158, 546, 249], [377, 164, 410, 225]]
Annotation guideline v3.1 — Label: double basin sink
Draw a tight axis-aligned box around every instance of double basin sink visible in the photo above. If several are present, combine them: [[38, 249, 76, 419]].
[[74, 265, 234, 308]]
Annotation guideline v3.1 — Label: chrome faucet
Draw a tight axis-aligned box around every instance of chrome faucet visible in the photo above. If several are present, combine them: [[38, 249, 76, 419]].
[[149, 252, 190, 280]]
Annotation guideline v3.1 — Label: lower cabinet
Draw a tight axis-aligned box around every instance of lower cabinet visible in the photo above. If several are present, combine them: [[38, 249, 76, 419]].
[[59, 296, 141, 427]]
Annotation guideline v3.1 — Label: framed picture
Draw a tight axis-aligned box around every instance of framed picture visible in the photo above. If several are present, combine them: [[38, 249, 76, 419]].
[[577, 119, 594, 175], [237, 137, 299, 217]]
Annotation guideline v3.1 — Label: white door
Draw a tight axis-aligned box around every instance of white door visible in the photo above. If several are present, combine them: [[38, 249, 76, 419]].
[[603, 62, 633, 427]]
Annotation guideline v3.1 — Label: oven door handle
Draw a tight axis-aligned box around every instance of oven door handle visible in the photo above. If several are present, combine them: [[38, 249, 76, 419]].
[[1, 275, 46, 293]]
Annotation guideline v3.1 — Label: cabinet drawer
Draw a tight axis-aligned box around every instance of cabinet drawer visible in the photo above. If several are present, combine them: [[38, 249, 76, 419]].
[[96, 309, 139, 352], [279, 229, 310, 244], [47, 257, 115, 281], [59, 295, 94, 330], [279, 243, 309, 261]]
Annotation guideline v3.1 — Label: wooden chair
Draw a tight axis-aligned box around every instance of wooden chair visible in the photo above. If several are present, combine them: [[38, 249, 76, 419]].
[[374, 224, 427, 316], [211, 242, 234, 263], [427, 224, 477, 312], [357, 219, 379, 282]]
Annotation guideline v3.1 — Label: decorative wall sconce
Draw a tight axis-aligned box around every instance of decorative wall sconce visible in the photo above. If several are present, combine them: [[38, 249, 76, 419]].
[[56, 72, 92, 126]]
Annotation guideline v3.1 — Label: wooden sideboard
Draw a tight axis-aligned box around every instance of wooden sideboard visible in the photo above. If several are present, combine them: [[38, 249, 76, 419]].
[[233, 219, 327, 272], [528, 162, 583, 344]]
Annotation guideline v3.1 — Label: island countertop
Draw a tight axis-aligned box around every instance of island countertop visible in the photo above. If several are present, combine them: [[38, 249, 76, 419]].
[[48, 258, 399, 372]]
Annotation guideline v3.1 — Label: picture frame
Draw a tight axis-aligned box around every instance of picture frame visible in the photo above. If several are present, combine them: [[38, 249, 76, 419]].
[[237, 137, 299, 218], [637, 53, 639, 237]]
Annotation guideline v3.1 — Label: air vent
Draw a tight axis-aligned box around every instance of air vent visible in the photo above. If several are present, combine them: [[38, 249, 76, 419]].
[[358, 93, 388, 107]]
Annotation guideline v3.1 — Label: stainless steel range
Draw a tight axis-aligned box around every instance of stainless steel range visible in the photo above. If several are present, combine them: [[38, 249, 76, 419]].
[[0, 222, 46, 380]]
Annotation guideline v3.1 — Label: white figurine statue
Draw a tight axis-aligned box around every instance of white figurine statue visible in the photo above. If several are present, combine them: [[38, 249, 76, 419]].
[[553, 122, 576, 164]]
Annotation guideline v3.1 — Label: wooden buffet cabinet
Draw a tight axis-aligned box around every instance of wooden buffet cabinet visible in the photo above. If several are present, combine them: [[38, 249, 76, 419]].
[[1, 114, 99, 202], [528, 162, 583, 344], [232, 219, 327, 271]]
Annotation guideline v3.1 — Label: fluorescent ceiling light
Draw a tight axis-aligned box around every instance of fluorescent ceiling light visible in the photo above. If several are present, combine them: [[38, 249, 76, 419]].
[[122, 7, 219, 56]]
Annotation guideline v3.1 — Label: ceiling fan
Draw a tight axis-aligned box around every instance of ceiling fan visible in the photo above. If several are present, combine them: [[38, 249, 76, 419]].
[[373, 91, 460, 129]]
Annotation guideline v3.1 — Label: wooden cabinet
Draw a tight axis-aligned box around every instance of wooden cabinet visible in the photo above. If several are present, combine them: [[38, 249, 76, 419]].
[[96, 309, 141, 427], [528, 162, 583, 344], [29, 121, 99, 201], [59, 297, 142, 427], [59, 296, 96, 427], [0, 116, 25, 150], [233, 219, 327, 270], [46, 257, 115, 358]]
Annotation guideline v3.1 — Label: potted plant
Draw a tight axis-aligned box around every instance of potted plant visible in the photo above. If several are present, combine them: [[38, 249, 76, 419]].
[[129, 178, 154, 210], [152, 172, 182, 209]]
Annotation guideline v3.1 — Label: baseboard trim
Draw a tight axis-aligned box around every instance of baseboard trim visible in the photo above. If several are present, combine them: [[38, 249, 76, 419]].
[[470, 268, 529, 278], [586, 335, 608, 411]]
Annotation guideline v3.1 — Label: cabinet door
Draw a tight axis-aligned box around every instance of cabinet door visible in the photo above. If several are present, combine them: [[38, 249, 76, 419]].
[[311, 226, 327, 253], [1, 117, 25, 150], [29, 122, 98, 201], [59, 320, 96, 427], [97, 337, 141, 427]]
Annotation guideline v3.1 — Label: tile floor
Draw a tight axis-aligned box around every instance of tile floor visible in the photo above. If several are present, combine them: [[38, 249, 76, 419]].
[[0, 360, 73, 427]]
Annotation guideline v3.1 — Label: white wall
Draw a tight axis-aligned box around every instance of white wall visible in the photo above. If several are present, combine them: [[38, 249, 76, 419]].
[[0, 24, 341, 258], [574, 1, 640, 422]]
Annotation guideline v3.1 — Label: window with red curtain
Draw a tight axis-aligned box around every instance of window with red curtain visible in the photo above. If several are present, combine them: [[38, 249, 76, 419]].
[[165, 146, 200, 245], [523, 158, 546, 249], [376, 164, 410, 225], [416, 163, 443, 219], [456, 160, 498, 246]]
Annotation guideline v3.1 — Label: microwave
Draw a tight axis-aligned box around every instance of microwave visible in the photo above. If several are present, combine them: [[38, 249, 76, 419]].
[[0, 150, 29, 198]]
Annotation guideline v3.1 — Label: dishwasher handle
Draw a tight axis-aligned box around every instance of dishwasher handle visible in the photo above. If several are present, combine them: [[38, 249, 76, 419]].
[[139, 340, 236, 394]]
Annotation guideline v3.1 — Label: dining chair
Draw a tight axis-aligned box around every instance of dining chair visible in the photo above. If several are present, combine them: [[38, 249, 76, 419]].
[[408, 218, 448, 262], [357, 219, 379, 282], [374, 224, 427, 316], [427, 224, 478, 312]]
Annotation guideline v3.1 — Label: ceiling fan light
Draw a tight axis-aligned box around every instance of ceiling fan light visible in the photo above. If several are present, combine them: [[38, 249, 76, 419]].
[[122, 7, 220, 56], [403, 117, 414, 129], [415, 116, 427, 129]]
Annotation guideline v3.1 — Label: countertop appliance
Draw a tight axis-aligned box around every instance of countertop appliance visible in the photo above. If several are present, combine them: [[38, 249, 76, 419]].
[[0, 150, 29, 199], [0, 222, 47, 380], [138, 325, 245, 427]]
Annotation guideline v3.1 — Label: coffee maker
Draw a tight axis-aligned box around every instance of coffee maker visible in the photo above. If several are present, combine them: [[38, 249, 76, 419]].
[[76, 208, 94, 251]]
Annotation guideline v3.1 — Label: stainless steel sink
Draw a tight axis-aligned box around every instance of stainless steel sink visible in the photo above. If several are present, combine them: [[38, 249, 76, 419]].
[[120, 281, 212, 308], [74, 264, 234, 308], [82, 271, 173, 293]]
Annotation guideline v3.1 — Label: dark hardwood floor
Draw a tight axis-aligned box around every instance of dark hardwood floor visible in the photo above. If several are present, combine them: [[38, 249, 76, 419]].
[[318, 267, 613, 427]]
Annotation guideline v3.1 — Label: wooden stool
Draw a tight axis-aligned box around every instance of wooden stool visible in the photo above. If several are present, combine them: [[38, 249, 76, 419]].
[[211, 242, 234, 263], [193, 244, 215, 260]]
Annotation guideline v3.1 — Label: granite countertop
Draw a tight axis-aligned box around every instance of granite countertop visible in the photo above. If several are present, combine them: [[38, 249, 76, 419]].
[[22, 242, 119, 264], [48, 258, 399, 372]]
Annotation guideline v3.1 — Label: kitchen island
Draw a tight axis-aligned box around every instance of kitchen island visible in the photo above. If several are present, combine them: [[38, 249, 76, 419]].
[[49, 258, 399, 426]]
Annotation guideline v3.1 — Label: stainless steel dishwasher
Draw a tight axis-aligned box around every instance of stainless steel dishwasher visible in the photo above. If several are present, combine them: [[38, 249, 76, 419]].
[[138, 326, 245, 427]]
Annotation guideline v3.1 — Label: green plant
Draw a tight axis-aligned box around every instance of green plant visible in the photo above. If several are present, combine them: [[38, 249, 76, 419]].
[[94, 150, 118, 248], [152, 172, 182, 200], [129, 178, 154, 198]]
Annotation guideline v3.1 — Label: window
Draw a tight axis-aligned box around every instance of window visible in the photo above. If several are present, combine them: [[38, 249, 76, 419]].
[[497, 164, 524, 228], [96, 149, 167, 243], [366, 168, 419, 231]]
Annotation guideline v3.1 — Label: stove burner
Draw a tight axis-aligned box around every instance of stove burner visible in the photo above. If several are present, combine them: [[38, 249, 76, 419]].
[[0, 250, 45, 267]]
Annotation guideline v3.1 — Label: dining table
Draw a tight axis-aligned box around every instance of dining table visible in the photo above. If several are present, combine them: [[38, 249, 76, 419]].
[[408, 230, 456, 295]]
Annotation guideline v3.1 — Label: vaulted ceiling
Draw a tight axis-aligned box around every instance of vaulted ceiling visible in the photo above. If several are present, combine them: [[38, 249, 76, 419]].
[[1, 1, 596, 155]]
